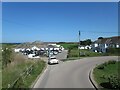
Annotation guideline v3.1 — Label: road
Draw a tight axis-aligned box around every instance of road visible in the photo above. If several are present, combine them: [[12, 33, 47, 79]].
[[56, 50, 68, 60], [33, 56, 118, 88]]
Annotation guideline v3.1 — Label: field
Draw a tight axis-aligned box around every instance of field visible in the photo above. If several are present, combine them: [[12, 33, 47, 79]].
[[93, 61, 120, 89], [68, 48, 104, 58], [59, 43, 78, 50]]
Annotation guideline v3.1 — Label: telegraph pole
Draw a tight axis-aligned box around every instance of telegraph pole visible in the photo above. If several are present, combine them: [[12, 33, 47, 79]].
[[78, 31, 81, 58]]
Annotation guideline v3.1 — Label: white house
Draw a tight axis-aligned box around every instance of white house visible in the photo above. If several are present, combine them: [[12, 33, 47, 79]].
[[91, 36, 120, 53]]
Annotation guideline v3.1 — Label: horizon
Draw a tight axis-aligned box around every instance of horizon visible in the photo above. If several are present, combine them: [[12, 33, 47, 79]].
[[2, 2, 118, 43], [1, 35, 120, 44]]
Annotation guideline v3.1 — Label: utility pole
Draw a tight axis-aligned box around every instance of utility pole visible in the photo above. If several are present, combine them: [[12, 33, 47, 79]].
[[78, 30, 81, 58]]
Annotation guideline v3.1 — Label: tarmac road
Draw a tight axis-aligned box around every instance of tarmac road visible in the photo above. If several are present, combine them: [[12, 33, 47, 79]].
[[33, 56, 118, 88], [56, 50, 68, 60]]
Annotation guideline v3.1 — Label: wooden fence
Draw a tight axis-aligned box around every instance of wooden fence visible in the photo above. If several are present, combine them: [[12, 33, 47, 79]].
[[7, 64, 34, 89]]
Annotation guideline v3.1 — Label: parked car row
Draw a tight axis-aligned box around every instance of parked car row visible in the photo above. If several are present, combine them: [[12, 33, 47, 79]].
[[14, 46, 63, 59]]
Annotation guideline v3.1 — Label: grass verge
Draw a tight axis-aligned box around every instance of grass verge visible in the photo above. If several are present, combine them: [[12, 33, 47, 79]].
[[93, 61, 120, 89], [2, 60, 33, 88], [2, 59, 46, 88], [23, 60, 46, 88], [68, 49, 104, 58]]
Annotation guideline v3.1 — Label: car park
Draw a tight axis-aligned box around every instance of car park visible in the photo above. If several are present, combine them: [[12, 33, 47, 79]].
[[53, 51, 58, 55]]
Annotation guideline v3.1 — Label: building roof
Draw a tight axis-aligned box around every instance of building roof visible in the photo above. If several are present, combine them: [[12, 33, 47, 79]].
[[93, 36, 120, 45]]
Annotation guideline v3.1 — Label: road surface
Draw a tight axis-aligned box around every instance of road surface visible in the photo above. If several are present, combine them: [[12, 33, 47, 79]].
[[34, 56, 118, 88], [56, 50, 68, 60]]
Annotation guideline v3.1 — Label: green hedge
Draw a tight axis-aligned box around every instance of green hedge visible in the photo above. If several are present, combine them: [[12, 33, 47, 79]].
[[107, 48, 120, 55]]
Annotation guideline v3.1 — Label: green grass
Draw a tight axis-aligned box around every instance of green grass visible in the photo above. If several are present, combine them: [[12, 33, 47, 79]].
[[23, 60, 46, 88], [93, 61, 120, 89], [2, 61, 33, 88], [59, 43, 78, 50], [68, 49, 103, 58], [2, 60, 46, 88]]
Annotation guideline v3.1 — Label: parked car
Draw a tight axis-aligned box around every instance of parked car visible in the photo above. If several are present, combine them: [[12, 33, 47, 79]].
[[53, 51, 58, 55], [48, 56, 59, 64], [58, 50, 62, 53]]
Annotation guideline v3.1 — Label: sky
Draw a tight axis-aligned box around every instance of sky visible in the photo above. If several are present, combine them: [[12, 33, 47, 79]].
[[2, 2, 118, 43]]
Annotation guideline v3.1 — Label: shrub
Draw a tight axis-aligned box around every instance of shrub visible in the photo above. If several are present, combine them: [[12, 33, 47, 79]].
[[2, 46, 14, 69], [108, 75, 120, 89], [107, 60, 116, 65], [97, 64, 105, 70], [107, 48, 120, 55]]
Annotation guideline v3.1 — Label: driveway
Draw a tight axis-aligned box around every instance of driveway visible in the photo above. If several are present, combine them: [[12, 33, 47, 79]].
[[33, 56, 118, 88]]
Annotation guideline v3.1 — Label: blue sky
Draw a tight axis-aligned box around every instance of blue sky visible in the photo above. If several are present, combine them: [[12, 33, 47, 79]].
[[2, 2, 118, 43]]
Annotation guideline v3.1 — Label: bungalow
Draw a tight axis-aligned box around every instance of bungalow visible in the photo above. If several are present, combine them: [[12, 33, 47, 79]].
[[91, 36, 120, 53]]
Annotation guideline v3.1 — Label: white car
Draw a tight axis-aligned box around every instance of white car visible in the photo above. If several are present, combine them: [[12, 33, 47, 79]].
[[48, 56, 59, 64], [53, 51, 58, 55], [28, 54, 40, 59]]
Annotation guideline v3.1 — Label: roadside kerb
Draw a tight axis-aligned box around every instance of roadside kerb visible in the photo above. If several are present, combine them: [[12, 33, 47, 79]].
[[89, 66, 99, 90], [31, 62, 48, 88]]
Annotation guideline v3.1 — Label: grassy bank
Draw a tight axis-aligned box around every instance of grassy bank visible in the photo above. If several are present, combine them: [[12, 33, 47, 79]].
[[93, 61, 120, 89], [2, 49, 46, 89], [2, 60, 33, 88], [2, 60, 46, 88], [23, 60, 46, 88]]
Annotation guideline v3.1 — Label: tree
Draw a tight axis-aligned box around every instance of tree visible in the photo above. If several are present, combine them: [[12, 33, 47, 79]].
[[2, 45, 14, 69], [80, 39, 92, 45], [85, 39, 92, 45], [98, 37, 103, 39]]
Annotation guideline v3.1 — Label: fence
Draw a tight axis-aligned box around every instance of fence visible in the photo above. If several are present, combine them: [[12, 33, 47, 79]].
[[7, 64, 34, 89]]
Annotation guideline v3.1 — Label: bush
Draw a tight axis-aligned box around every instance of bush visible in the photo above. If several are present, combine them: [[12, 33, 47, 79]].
[[97, 64, 105, 70], [2, 46, 14, 69], [97, 61, 116, 70], [107, 60, 116, 65], [107, 48, 120, 55], [108, 75, 120, 89]]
